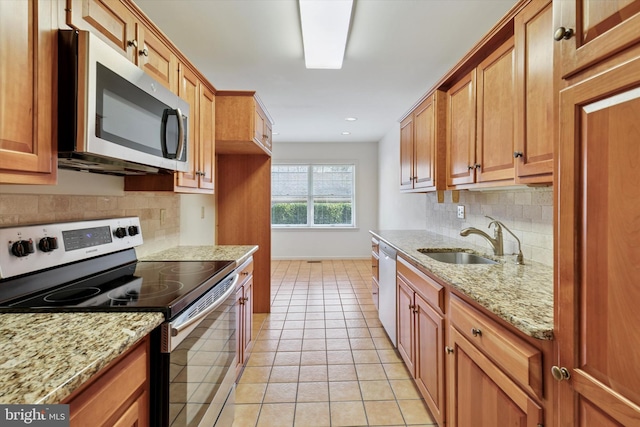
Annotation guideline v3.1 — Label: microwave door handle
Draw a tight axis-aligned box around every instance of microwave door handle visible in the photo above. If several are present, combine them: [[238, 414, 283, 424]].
[[175, 107, 185, 161], [160, 108, 185, 160]]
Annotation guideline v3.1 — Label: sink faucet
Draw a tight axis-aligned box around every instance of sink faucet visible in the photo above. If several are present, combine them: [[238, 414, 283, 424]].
[[460, 216, 524, 264]]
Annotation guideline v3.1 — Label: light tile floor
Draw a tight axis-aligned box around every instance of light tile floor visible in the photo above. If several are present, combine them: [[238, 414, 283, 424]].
[[232, 259, 436, 427]]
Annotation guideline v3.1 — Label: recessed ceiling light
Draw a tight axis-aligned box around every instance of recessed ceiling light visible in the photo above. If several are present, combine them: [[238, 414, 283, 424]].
[[272, 132, 280, 135], [345, 117, 357, 121], [299, 0, 354, 69], [342, 131, 351, 135]]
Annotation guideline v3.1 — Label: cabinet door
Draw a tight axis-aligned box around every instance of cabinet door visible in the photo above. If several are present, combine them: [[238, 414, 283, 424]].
[[243, 276, 253, 361], [555, 0, 640, 77], [0, 0, 57, 184], [235, 285, 245, 373], [399, 115, 414, 190], [136, 24, 177, 93], [447, 328, 543, 427], [557, 52, 640, 427], [413, 95, 436, 189], [446, 70, 476, 187], [396, 276, 414, 374], [198, 84, 215, 191], [514, 0, 554, 182], [414, 293, 445, 426], [476, 37, 516, 184], [67, 0, 136, 62], [176, 63, 199, 189]]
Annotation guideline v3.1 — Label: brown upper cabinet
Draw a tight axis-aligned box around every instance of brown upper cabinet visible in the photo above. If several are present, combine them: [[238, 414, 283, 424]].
[[215, 91, 273, 156], [446, 37, 516, 189], [400, 91, 446, 192], [0, 0, 57, 185], [513, 0, 554, 183], [554, 0, 640, 78]]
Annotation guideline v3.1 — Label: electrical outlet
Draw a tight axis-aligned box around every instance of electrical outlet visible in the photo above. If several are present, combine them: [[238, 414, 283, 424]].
[[457, 205, 465, 219], [160, 209, 166, 225]]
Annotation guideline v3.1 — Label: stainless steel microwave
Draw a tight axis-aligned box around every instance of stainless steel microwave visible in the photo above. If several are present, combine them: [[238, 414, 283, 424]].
[[58, 30, 189, 175]]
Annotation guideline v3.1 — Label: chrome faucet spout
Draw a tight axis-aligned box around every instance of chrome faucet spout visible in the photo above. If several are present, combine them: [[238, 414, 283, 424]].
[[459, 226, 503, 255]]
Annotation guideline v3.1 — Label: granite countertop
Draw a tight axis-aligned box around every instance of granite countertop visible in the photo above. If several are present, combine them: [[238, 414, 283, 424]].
[[140, 245, 258, 265], [371, 230, 554, 340], [0, 312, 164, 404]]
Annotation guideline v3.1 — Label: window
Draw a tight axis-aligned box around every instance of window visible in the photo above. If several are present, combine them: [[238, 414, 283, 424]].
[[272, 164, 355, 227]]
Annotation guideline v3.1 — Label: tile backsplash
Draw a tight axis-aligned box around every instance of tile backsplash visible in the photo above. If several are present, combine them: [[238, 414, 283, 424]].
[[0, 192, 180, 258], [425, 187, 553, 266]]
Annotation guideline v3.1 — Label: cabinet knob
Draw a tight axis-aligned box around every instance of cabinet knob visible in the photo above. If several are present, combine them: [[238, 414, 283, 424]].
[[467, 165, 474, 171], [127, 39, 138, 48], [513, 151, 523, 158], [445, 346, 454, 354], [471, 328, 482, 337], [242, 271, 249, 276], [551, 366, 571, 381], [474, 163, 481, 169], [139, 47, 149, 57], [554, 26, 574, 41]]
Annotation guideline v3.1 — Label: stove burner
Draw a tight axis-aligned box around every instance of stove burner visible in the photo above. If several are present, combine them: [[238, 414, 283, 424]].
[[108, 280, 184, 302], [135, 262, 168, 271], [159, 263, 216, 276], [44, 287, 102, 303]]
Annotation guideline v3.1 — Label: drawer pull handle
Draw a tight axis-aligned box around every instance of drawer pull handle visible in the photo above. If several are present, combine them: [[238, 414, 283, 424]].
[[471, 328, 482, 337], [551, 366, 571, 381], [445, 346, 454, 354]]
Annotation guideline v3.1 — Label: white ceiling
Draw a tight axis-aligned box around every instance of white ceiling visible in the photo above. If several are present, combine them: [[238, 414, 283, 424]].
[[135, 0, 518, 144]]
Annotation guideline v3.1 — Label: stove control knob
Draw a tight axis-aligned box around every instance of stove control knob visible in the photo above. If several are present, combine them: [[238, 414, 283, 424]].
[[114, 227, 127, 239], [38, 236, 59, 253], [127, 225, 139, 236], [11, 239, 35, 258]]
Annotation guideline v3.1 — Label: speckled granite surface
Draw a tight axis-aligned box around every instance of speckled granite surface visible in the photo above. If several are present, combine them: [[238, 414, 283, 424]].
[[371, 230, 554, 340], [140, 245, 258, 266], [0, 312, 164, 404]]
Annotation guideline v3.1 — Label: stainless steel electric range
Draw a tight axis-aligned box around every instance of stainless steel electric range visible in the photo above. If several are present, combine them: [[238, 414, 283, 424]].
[[0, 217, 242, 427]]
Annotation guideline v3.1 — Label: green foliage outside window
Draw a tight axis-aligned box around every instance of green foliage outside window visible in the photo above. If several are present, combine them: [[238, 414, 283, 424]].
[[271, 202, 352, 225]]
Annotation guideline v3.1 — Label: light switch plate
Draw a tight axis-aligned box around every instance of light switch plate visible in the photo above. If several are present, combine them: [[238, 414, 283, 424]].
[[457, 205, 465, 219]]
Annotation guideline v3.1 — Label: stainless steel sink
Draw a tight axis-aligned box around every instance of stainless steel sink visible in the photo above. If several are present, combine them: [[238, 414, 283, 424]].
[[418, 250, 498, 265]]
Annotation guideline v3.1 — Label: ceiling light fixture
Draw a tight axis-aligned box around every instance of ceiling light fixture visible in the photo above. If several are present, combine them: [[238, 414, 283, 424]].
[[342, 131, 351, 135], [299, 0, 354, 69], [345, 117, 357, 121]]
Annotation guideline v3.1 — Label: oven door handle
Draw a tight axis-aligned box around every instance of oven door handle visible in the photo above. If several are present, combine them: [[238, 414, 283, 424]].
[[170, 273, 239, 338]]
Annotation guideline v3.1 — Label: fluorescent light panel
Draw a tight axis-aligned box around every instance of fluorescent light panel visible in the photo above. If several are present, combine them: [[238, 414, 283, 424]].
[[299, 0, 353, 69]]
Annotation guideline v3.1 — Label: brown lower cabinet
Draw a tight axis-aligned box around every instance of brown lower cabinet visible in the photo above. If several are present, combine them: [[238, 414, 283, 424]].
[[393, 254, 552, 427], [235, 258, 254, 377], [63, 336, 150, 427]]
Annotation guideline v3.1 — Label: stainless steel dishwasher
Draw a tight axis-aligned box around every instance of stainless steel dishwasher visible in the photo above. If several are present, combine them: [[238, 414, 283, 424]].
[[378, 242, 397, 346]]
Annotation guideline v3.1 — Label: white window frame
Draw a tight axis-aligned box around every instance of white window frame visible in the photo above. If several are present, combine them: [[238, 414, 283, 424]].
[[271, 162, 357, 229]]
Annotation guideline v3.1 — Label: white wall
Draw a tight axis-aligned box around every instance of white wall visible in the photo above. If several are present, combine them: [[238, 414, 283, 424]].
[[179, 193, 215, 245], [377, 124, 427, 229], [271, 141, 378, 260]]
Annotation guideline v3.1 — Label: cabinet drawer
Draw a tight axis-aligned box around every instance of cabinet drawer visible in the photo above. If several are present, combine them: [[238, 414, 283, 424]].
[[237, 259, 254, 288], [397, 256, 444, 313], [371, 238, 379, 255], [449, 296, 542, 398]]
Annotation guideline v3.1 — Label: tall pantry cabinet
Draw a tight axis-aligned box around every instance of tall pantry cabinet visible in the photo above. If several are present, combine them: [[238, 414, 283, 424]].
[[554, 1, 640, 426]]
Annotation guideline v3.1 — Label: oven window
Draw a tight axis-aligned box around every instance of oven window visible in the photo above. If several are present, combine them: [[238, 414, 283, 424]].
[[168, 296, 236, 426]]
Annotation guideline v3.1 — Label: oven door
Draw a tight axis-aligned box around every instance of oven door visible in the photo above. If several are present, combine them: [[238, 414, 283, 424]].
[[154, 272, 238, 427]]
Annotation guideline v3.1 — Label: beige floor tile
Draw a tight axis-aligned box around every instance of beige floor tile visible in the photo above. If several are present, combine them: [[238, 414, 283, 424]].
[[231, 403, 260, 427], [359, 380, 396, 401], [283, 320, 305, 329], [356, 363, 387, 381], [273, 351, 301, 366], [364, 400, 405, 426], [277, 339, 303, 352], [326, 338, 351, 351], [329, 380, 362, 401], [348, 319, 370, 328], [330, 401, 368, 426], [302, 338, 327, 351], [285, 312, 305, 320], [294, 402, 331, 427], [327, 350, 354, 364], [397, 399, 435, 425], [268, 365, 299, 383], [389, 379, 423, 400], [324, 312, 345, 320], [328, 364, 357, 381], [303, 329, 326, 339], [343, 312, 364, 319], [238, 366, 271, 384], [256, 403, 295, 427], [383, 362, 412, 380], [300, 350, 328, 365], [347, 327, 372, 338], [369, 327, 388, 338], [251, 339, 279, 352], [298, 365, 328, 382], [325, 328, 349, 339], [262, 320, 284, 330], [325, 319, 347, 328], [235, 383, 267, 404], [374, 336, 395, 350], [257, 329, 282, 340], [246, 352, 276, 367], [377, 349, 404, 364], [263, 382, 298, 403], [305, 320, 326, 329], [350, 337, 376, 350], [297, 381, 329, 402], [305, 312, 325, 320], [280, 329, 304, 340], [352, 349, 381, 364]]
